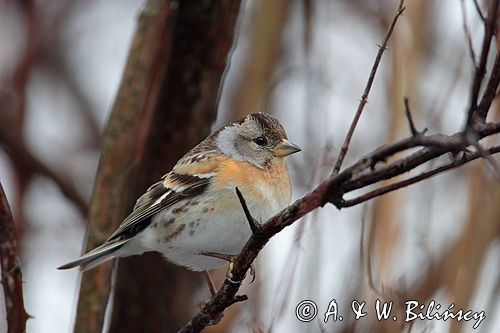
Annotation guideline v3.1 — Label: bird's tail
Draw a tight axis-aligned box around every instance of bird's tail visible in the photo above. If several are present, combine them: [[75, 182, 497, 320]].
[[57, 238, 130, 271]]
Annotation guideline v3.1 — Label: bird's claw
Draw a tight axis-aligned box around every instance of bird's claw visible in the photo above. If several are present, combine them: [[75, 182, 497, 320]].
[[201, 251, 256, 284]]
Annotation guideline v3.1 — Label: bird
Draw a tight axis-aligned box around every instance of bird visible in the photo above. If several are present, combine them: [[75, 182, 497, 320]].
[[58, 112, 300, 291]]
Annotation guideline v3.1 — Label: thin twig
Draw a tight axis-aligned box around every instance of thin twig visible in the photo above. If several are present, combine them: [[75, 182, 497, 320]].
[[332, 0, 406, 174], [460, 0, 478, 67], [465, 0, 499, 127], [472, 0, 486, 23], [340, 145, 500, 207], [477, 51, 500, 120], [403, 97, 423, 136], [235, 187, 262, 235], [338, 124, 499, 206]]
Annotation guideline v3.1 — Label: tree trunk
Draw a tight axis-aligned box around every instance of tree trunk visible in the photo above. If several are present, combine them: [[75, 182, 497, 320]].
[[0, 182, 29, 333], [73, 0, 242, 332]]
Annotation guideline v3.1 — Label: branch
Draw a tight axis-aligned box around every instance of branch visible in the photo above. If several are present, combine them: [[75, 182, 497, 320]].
[[333, 0, 406, 174], [178, 1, 500, 330], [179, 120, 500, 332], [340, 145, 500, 207], [472, 0, 486, 23], [476, 51, 500, 120], [465, 123, 500, 180], [0, 126, 88, 217], [465, 0, 499, 126], [235, 187, 262, 235], [0, 182, 29, 333], [403, 97, 424, 136], [337, 122, 500, 194]]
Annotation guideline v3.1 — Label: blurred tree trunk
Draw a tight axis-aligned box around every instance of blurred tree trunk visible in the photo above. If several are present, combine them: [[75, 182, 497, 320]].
[[225, 0, 289, 122], [445, 164, 500, 332], [371, 0, 429, 280], [368, 2, 429, 332], [0, 182, 29, 333], [74, 1, 242, 333]]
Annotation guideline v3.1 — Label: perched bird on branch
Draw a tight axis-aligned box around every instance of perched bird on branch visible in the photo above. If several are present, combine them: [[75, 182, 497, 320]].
[[59, 112, 300, 292]]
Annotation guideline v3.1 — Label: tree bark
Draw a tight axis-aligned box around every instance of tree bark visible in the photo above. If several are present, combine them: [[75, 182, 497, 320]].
[[0, 182, 29, 333], [73, 0, 242, 332]]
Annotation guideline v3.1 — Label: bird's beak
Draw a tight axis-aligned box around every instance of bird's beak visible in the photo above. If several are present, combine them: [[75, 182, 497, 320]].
[[273, 139, 301, 157]]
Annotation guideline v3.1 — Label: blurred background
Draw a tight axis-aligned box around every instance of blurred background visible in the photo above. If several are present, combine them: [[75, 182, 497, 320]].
[[0, 0, 499, 332]]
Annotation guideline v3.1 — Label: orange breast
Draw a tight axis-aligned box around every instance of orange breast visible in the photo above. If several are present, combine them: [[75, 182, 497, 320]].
[[215, 158, 292, 209]]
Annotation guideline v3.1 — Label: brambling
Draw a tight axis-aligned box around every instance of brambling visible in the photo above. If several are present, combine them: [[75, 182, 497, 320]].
[[58, 113, 300, 283]]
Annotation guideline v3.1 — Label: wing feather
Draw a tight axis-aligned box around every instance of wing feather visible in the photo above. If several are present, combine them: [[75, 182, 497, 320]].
[[106, 151, 222, 241]]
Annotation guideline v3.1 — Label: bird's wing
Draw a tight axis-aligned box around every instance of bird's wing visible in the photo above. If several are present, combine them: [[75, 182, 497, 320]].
[[107, 151, 221, 241]]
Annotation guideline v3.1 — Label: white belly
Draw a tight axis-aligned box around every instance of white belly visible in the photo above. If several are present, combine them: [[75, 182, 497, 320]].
[[136, 184, 287, 271]]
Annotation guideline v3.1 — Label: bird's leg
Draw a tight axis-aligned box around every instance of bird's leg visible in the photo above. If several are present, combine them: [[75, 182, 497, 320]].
[[198, 271, 224, 325], [202, 270, 217, 297], [200, 251, 256, 284]]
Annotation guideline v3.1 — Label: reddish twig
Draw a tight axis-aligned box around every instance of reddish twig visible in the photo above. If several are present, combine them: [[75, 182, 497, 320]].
[[332, 0, 406, 174], [0, 182, 30, 333]]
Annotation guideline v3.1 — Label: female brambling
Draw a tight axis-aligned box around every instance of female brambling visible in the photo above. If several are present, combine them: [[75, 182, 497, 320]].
[[59, 113, 300, 275]]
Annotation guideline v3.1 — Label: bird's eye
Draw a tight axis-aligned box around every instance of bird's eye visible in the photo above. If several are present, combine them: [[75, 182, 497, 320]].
[[253, 136, 268, 146]]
